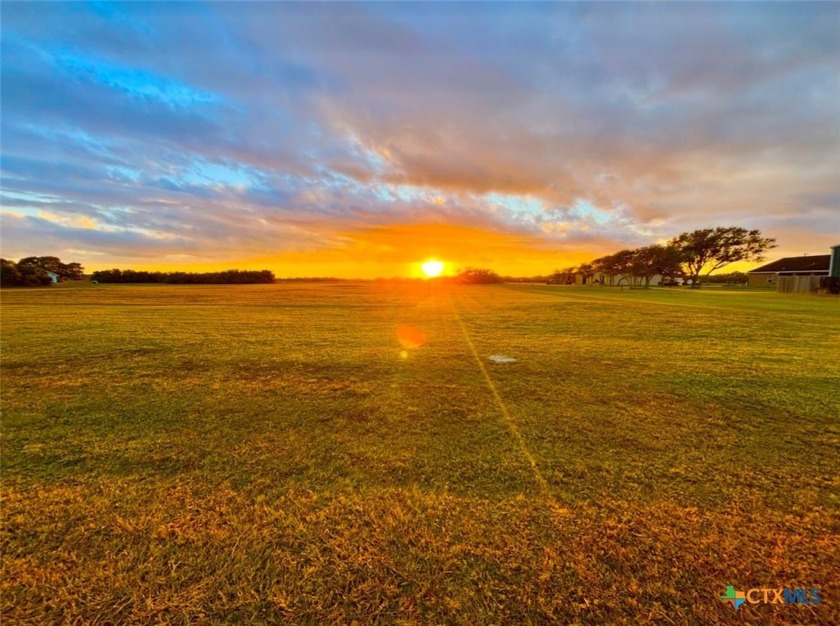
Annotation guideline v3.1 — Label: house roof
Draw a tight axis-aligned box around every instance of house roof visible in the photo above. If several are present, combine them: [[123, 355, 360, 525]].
[[748, 254, 830, 274]]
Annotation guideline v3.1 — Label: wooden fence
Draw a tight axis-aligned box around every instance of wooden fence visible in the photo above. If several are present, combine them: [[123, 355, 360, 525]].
[[776, 275, 821, 294]]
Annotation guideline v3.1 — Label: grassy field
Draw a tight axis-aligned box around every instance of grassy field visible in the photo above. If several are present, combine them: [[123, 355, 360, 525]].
[[2, 282, 838, 624]]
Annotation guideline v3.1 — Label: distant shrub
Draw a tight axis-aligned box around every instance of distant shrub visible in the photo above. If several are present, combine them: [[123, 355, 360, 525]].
[[700, 271, 749, 285], [456, 268, 503, 284]]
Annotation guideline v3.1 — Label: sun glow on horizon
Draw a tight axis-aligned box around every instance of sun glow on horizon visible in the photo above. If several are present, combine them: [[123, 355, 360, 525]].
[[421, 259, 445, 278]]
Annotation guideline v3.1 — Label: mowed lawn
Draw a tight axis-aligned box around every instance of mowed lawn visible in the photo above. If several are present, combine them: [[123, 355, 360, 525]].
[[2, 282, 838, 625]]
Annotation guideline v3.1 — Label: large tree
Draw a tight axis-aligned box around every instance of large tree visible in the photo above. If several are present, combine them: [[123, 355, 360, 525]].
[[1, 259, 22, 286], [17, 256, 85, 280], [17, 263, 53, 286], [629, 245, 685, 286], [1, 259, 52, 287], [592, 250, 635, 285], [547, 266, 577, 285], [669, 227, 776, 288], [576, 262, 596, 283]]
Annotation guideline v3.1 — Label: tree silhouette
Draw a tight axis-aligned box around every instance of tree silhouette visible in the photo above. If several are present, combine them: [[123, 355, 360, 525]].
[[670, 227, 776, 288]]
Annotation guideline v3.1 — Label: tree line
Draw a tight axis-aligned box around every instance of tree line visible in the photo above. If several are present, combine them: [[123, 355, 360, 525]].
[[1, 256, 84, 287], [548, 227, 775, 288], [90, 269, 276, 284]]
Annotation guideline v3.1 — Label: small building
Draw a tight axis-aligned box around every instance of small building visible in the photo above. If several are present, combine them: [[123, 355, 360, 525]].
[[747, 253, 830, 287], [46, 271, 60, 284]]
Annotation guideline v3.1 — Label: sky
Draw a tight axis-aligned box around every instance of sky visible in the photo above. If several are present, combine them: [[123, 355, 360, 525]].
[[1, 1, 838, 278]]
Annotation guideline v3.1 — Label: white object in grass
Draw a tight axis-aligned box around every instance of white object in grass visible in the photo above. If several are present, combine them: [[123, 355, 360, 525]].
[[489, 355, 516, 363]]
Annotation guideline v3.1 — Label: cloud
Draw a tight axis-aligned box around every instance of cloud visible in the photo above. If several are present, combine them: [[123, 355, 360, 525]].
[[1, 2, 838, 275]]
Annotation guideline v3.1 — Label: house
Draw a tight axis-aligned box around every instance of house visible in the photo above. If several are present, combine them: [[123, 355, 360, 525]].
[[747, 252, 832, 287], [46, 271, 60, 284]]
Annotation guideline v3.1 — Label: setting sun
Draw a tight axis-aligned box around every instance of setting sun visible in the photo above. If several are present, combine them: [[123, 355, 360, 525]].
[[421, 259, 445, 278]]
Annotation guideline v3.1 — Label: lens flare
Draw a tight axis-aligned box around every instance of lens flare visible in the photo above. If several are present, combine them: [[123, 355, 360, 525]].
[[421, 259, 444, 278], [396, 325, 427, 349]]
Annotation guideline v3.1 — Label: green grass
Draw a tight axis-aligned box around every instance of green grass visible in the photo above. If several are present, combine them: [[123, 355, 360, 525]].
[[2, 283, 838, 624]]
